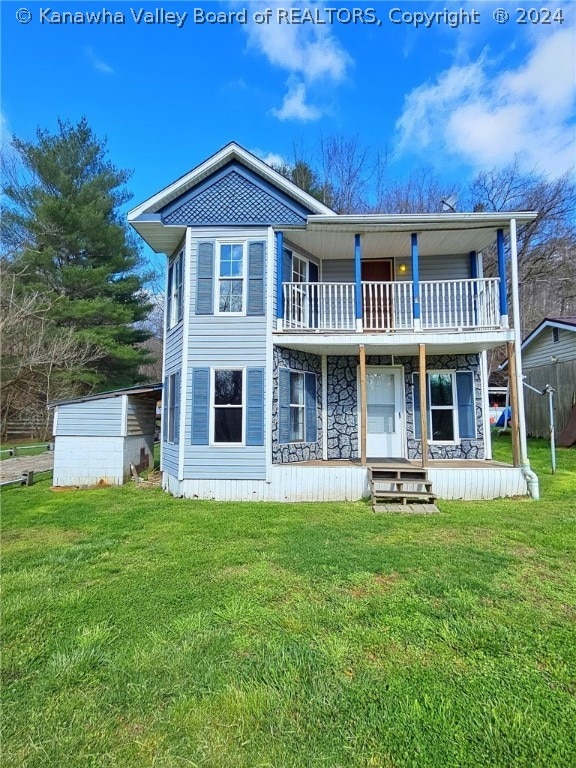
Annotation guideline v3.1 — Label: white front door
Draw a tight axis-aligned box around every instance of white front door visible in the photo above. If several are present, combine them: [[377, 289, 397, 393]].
[[365, 367, 404, 458]]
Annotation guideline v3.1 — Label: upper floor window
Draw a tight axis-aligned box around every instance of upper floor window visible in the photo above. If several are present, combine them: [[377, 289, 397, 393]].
[[217, 243, 244, 314], [552, 327, 559, 343], [167, 250, 184, 328], [292, 255, 308, 283]]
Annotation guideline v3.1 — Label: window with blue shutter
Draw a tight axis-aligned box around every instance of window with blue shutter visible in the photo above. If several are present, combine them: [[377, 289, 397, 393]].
[[413, 371, 476, 442], [196, 242, 214, 315], [278, 367, 318, 444], [191, 368, 210, 445], [246, 368, 265, 446], [247, 242, 265, 316]]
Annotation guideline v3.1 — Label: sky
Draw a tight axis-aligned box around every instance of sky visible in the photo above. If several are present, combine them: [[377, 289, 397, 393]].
[[1, 0, 575, 230]]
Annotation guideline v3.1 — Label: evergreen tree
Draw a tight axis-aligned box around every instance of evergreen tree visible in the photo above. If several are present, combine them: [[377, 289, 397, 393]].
[[2, 118, 152, 389]]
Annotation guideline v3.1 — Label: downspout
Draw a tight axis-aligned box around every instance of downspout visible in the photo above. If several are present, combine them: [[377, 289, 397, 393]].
[[509, 218, 539, 499]]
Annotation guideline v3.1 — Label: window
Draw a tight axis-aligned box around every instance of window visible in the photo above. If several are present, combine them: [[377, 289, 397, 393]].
[[213, 369, 243, 444], [552, 327, 559, 343], [279, 368, 318, 444], [292, 255, 308, 283], [167, 250, 184, 328], [166, 371, 180, 444], [413, 371, 475, 442], [217, 243, 244, 314], [289, 371, 305, 442]]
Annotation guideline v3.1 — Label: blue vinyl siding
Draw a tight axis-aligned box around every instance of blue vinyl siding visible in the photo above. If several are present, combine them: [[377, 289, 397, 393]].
[[55, 398, 123, 437], [180, 230, 269, 481]]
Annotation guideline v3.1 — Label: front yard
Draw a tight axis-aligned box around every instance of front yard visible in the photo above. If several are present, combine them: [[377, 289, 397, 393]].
[[2, 437, 575, 767]]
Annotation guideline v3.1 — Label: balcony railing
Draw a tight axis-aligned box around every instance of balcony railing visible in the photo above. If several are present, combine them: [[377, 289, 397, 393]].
[[281, 278, 501, 332]]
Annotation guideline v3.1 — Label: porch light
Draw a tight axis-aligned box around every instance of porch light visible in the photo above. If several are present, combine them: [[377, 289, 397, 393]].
[[398, 263, 407, 273]]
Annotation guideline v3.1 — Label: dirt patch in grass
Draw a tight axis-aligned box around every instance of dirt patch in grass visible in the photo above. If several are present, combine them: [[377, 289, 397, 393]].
[[348, 571, 403, 598]]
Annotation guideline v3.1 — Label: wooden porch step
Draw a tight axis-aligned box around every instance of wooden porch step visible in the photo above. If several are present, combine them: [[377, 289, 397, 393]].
[[374, 503, 439, 514], [369, 463, 437, 512], [372, 491, 436, 503]]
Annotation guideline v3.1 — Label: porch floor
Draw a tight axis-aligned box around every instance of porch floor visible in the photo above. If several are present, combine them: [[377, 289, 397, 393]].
[[282, 458, 514, 469]]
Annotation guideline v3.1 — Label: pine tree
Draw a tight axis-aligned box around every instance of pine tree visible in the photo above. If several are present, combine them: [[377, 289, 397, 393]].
[[2, 117, 152, 390]]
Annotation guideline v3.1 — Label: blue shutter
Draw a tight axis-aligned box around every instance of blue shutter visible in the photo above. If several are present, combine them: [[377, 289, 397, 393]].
[[173, 371, 181, 443], [282, 247, 292, 282], [309, 263, 319, 282], [413, 373, 421, 440], [163, 376, 169, 442], [247, 241, 265, 316], [278, 368, 291, 444], [456, 371, 476, 439], [166, 264, 173, 326], [191, 368, 210, 445], [246, 368, 265, 446], [305, 372, 317, 443], [308, 262, 319, 328], [196, 242, 214, 315], [176, 253, 184, 323]]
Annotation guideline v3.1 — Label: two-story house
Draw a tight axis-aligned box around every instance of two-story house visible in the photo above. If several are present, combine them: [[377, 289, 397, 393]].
[[128, 143, 539, 503]]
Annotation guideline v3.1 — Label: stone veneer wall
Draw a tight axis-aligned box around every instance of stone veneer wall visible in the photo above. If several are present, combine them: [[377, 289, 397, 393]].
[[364, 353, 485, 460], [327, 356, 358, 459], [272, 346, 322, 463], [273, 350, 485, 463]]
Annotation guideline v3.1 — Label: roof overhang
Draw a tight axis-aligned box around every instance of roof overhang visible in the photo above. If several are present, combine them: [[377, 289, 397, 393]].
[[500, 316, 576, 368], [282, 212, 539, 260], [274, 330, 514, 356], [50, 383, 162, 408]]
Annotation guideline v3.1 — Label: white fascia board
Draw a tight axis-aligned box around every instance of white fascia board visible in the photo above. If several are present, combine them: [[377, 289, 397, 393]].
[[128, 142, 335, 221], [305, 212, 538, 230]]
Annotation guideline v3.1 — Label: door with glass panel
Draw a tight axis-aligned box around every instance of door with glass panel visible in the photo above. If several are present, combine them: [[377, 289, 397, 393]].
[[364, 367, 404, 457]]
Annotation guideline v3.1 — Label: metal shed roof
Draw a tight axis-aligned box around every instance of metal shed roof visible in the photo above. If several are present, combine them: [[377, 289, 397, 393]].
[[50, 383, 162, 408]]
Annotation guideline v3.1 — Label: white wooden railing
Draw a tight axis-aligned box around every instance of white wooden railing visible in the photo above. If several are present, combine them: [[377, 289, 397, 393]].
[[420, 278, 500, 329], [362, 281, 414, 330], [282, 282, 356, 331], [281, 278, 500, 332]]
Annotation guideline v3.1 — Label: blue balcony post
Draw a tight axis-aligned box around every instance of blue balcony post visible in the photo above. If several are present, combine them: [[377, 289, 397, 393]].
[[497, 228, 508, 327], [276, 230, 284, 329], [411, 233, 421, 330], [354, 234, 362, 332]]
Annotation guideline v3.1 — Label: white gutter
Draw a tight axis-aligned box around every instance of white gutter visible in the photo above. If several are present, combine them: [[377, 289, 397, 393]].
[[509, 217, 539, 500]]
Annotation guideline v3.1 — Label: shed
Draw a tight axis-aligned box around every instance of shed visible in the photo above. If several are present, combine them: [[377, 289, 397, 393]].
[[504, 318, 576, 439], [51, 384, 162, 487]]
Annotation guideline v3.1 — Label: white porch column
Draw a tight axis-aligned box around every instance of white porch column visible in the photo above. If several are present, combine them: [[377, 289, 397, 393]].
[[509, 218, 539, 498]]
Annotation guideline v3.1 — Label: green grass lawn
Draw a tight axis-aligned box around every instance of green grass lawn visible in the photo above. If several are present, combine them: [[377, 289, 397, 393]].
[[2, 438, 575, 767]]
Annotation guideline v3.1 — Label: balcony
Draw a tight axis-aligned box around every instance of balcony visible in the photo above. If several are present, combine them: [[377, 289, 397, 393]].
[[281, 278, 501, 333]]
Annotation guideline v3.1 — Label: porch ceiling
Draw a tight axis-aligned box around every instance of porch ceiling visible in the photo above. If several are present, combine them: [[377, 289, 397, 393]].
[[273, 329, 514, 357], [282, 212, 538, 260]]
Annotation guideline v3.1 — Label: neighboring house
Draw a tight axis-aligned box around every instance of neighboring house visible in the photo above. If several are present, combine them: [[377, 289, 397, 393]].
[[128, 143, 539, 502], [512, 317, 576, 439]]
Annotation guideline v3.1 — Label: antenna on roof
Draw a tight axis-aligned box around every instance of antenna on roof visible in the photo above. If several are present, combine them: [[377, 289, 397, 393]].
[[440, 195, 457, 213]]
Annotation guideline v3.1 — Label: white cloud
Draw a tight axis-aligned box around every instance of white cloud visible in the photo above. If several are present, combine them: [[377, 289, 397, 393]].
[[85, 47, 114, 75], [395, 25, 575, 177], [272, 83, 322, 122], [244, 0, 351, 121], [250, 148, 287, 167]]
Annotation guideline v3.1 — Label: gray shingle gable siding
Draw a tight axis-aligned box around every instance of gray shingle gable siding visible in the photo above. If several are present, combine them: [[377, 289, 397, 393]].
[[160, 163, 310, 226]]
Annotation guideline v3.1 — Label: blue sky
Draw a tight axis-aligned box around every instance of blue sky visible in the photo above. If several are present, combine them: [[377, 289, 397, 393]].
[[1, 0, 575, 218]]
